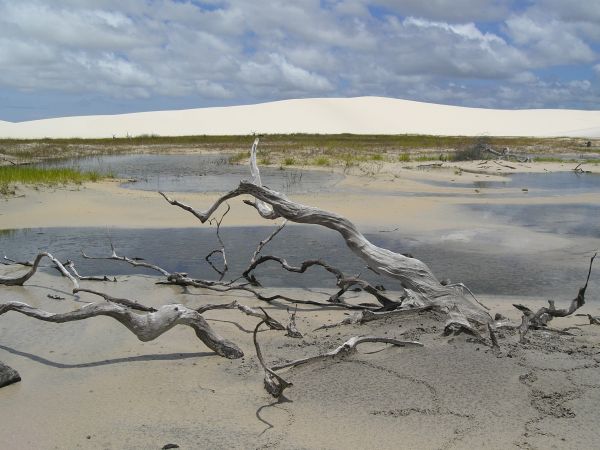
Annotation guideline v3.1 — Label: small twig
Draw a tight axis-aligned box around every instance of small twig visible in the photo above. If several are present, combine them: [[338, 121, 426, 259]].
[[250, 220, 288, 264], [285, 305, 303, 338], [82, 245, 171, 277], [205, 203, 231, 280]]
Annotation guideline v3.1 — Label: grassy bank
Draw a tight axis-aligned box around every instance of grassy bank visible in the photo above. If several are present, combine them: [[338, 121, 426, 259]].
[[0, 166, 106, 196], [0, 134, 597, 168]]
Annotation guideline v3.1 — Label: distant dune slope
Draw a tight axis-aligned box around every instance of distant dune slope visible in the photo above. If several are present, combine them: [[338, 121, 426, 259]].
[[1, 97, 599, 138]]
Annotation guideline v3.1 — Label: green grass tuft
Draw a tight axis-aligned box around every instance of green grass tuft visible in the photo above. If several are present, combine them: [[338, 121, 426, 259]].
[[313, 156, 330, 166], [398, 152, 411, 162], [0, 166, 105, 187]]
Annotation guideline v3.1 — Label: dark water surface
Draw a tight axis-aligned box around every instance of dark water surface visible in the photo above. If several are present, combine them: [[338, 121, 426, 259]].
[[1, 226, 596, 300]]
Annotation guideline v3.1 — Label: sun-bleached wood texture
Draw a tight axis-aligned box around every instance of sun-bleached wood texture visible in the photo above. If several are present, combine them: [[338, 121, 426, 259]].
[[0, 300, 243, 359]]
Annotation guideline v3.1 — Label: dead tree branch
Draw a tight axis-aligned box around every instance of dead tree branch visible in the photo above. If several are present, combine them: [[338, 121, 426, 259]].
[[65, 261, 116, 282], [73, 288, 157, 312], [82, 244, 171, 277], [514, 253, 596, 341], [271, 336, 423, 371], [250, 220, 288, 264], [0, 252, 79, 289], [160, 180, 490, 326], [205, 203, 231, 280], [253, 319, 293, 398], [285, 306, 303, 338], [0, 301, 243, 359]]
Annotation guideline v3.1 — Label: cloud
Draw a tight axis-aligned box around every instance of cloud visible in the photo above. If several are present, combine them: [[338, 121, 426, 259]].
[[371, 0, 513, 22], [0, 0, 598, 120]]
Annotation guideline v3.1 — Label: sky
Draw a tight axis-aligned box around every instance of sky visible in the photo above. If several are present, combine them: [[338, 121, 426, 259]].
[[1, 0, 600, 121]]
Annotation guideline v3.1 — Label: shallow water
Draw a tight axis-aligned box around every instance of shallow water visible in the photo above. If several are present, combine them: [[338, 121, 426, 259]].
[[37, 154, 343, 194], [465, 203, 600, 238], [1, 226, 596, 300], [422, 171, 600, 196]]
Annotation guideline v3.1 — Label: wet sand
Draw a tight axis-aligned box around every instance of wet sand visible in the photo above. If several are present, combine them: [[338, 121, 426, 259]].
[[1, 159, 600, 449]]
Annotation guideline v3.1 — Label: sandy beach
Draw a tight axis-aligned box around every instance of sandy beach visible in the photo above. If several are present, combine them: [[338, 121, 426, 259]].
[[1, 154, 599, 449]]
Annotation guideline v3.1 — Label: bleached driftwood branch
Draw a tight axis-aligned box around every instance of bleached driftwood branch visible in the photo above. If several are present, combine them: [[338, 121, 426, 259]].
[[160, 180, 489, 325], [271, 336, 423, 371], [205, 204, 231, 280], [0, 252, 79, 289], [0, 301, 243, 359], [514, 253, 596, 341], [82, 245, 171, 277]]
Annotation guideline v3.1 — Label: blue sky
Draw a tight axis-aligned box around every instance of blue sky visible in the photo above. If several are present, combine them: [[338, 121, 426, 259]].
[[1, 0, 599, 121]]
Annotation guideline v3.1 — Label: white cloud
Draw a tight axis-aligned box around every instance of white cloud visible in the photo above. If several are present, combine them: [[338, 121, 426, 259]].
[[372, 0, 512, 22], [0, 0, 598, 119], [505, 15, 596, 65]]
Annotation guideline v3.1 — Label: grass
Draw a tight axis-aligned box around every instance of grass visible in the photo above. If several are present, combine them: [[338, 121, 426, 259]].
[[0, 166, 106, 188], [228, 151, 249, 163], [0, 133, 597, 169], [313, 156, 330, 166], [283, 157, 295, 166]]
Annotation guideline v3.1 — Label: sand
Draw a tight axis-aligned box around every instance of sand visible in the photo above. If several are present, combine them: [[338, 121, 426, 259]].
[[2, 97, 600, 138], [1, 159, 600, 449]]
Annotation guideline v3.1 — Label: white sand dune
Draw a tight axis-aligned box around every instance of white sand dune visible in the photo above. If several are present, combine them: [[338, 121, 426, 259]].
[[1, 96, 599, 138]]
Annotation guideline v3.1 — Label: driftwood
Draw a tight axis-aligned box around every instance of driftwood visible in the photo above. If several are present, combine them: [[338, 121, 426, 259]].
[[483, 145, 530, 163], [0, 252, 79, 289], [205, 204, 230, 280], [253, 319, 293, 397], [514, 253, 596, 341], [250, 220, 287, 264], [0, 361, 21, 388], [243, 255, 399, 308], [315, 305, 433, 330], [4, 138, 594, 398], [82, 245, 171, 277], [285, 306, 303, 338], [272, 336, 423, 371], [0, 301, 243, 359], [161, 181, 490, 327]]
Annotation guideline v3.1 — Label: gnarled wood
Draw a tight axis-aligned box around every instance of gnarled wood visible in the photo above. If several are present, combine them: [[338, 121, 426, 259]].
[[514, 253, 596, 341], [0, 301, 243, 359], [160, 181, 490, 326]]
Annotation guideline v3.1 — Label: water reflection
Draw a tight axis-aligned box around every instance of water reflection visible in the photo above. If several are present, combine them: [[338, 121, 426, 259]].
[[37, 154, 343, 194], [1, 226, 596, 300]]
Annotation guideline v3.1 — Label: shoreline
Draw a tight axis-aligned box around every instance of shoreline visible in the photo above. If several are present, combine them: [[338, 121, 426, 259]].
[[1, 153, 600, 449]]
